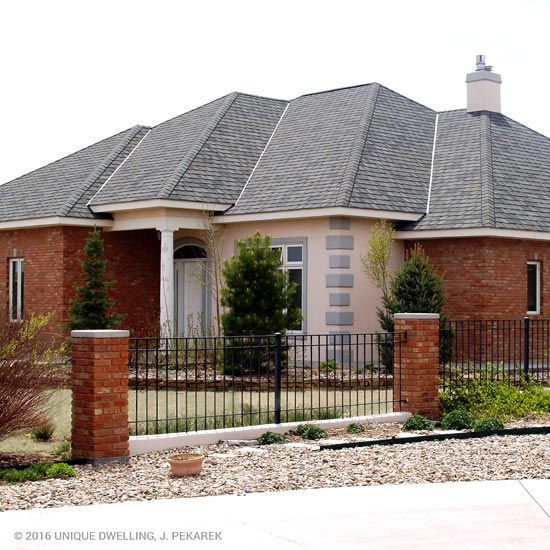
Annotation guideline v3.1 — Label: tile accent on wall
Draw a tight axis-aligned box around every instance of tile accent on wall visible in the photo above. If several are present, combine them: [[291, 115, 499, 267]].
[[325, 235, 354, 250], [326, 274, 354, 288], [326, 311, 354, 325], [329, 217, 351, 230], [329, 293, 350, 306], [329, 254, 351, 268]]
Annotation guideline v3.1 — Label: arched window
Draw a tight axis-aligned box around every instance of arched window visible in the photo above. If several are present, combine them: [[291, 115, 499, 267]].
[[174, 244, 207, 260]]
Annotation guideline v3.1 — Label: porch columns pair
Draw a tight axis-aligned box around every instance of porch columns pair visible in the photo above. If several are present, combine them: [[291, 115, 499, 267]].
[[159, 228, 175, 336]]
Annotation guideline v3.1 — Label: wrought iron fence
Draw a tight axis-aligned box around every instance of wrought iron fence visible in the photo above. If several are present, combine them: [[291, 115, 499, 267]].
[[440, 318, 550, 388], [128, 332, 400, 436]]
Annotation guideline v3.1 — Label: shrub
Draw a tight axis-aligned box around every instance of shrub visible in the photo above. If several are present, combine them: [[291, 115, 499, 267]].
[[31, 423, 55, 442], [346, 423, 364, 434], [54, 441, 71, 461], [292, 424, 328, 440], [320, 359, 337, 372], [257, 431, 286, 445], [0, 313, 65, 439], [439, 374, 550, 421], [440, 410, 475, 430], [0, 462, 76, 483], [474, 417, 505, 432], [402, 415, 434, 431]]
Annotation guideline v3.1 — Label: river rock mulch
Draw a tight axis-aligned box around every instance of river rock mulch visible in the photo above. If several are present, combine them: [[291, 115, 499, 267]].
[[1, 417, 550, 511]]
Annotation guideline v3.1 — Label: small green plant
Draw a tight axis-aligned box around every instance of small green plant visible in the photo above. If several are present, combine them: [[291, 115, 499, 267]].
[[346, 423, 364, 434], [31, 423, 55, 442], [474, 416, 505, 432], [441, 410, 475, 430], [364, 364, 377, 373], [320, 359, 337, 372], [292, 424, 328, 440], [402, 415, 434, 431], [54, 441, 71, 460], [0, 462, 76, 483], [257, 431, 287, 445]]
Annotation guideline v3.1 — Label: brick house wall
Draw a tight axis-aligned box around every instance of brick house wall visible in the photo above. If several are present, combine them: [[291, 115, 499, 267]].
[[407, 237, 546, 320], [0, 226, 159, 336]]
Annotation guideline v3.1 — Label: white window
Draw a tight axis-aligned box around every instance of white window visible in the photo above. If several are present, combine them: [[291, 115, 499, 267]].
[[9, 258, 24, 322], [527, 261, 540, 315], [272, 241, 305, 332]]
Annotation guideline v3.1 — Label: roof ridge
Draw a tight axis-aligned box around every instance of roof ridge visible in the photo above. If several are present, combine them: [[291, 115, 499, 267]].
[[480, 112, 496, 227], [60, 125, 149, 216], [335, 83, 380, 207], [158, 93, 239, 200]]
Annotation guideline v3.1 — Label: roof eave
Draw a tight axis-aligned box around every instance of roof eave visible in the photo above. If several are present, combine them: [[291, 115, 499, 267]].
[[219, 206, 423, 224], [397, 227, 550, 241], [90, 199, 233, 214]]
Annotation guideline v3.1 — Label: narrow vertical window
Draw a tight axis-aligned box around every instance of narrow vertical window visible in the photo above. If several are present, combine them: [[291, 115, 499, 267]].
[[272, 243, 304, 332], [527, 261, 540, 314], [9, 258, 24, 322]]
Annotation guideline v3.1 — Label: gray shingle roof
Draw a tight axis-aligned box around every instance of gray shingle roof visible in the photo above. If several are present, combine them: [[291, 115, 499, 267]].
[[399, 110, 550, 232], [0, 126, 148, 222], [227, 84, 435, 216], [90, 93, 287, 207], [2, 82, 550, 233]]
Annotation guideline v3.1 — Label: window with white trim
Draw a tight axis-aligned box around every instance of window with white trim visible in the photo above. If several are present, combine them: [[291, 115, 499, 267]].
[[9, 258, 24, 322], [272, 242, 304, 332], [527, 261, 540, 315]]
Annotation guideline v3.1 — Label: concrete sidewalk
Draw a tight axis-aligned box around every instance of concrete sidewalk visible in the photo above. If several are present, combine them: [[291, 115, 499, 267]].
[[1, 479, 550, 549]]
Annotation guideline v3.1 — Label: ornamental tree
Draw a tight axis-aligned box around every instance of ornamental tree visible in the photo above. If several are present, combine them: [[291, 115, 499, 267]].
[[67, 227, 125, 330], [221, 232, 301, 335]]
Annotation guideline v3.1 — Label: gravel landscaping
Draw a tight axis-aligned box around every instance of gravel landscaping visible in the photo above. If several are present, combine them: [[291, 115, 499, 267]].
[[2, 418, 550, 511]]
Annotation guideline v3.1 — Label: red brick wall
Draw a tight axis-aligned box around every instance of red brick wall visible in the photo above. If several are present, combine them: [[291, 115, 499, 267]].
[[407, 237, 546, 320], [0, 226, 159, 336], [0, 227, 66, 329]]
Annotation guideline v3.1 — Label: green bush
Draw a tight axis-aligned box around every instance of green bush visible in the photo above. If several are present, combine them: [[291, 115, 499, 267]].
[[257, 431, 286, 445], [402, 415, 434, 431], [320, 359, 337, 372], [31, 423, 55, 442], [346, 423, 364, 434], [441, 410, 475, 430], [0, 462, 76, 483], [474, 417, 505, 432], [292, 424, 327, 440], [440, 374, 550, 421]]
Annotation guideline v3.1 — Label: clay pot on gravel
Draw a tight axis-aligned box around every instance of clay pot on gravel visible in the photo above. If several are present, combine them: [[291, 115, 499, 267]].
[[167, 453, 205, 476]]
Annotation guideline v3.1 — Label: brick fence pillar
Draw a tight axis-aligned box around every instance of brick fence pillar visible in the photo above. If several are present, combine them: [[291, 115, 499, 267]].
[[393, 313, 440, 419], [71, 330, 130, 464]]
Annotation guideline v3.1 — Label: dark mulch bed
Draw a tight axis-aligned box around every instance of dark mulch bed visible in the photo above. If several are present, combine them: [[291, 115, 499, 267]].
[[0, 452, 61, 469]]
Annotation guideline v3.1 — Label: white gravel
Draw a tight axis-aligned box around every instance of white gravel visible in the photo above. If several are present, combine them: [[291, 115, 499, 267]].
[[2, 420, 550, 511]]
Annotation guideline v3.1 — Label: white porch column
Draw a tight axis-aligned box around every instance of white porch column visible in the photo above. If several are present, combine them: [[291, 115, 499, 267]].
[[158, 228, 175, 336]]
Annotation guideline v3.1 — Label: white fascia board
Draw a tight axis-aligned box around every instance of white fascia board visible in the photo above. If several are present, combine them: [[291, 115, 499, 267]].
[[396, 227, 550, 241], [0, 217, 113, 231], [90, 199, 232, 214], [218, 207, 423, 224]]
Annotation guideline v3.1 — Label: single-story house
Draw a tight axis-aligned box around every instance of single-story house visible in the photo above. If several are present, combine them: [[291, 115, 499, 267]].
[[2, 56, 549, 337]]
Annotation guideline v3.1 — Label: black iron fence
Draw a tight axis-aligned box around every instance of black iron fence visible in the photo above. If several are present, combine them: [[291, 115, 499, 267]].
[[441, 318, 550, 388], [128, 332, 400, 436]]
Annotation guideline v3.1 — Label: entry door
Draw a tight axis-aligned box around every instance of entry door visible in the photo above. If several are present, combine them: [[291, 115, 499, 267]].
[[174, 259, 207, 336]]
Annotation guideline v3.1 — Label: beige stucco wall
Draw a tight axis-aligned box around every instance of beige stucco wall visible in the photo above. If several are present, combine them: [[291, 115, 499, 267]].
[[185, 216, 404, 335]]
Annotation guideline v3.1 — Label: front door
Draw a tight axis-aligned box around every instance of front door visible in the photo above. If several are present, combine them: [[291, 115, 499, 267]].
[[174, 255, 207, 336]]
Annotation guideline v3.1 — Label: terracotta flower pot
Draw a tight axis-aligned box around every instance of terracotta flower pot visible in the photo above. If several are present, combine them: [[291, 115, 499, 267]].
[[168, 453, 205, 476]]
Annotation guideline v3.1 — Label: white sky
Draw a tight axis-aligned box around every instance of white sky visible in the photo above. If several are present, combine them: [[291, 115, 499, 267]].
[[1, 0, 549, 185]]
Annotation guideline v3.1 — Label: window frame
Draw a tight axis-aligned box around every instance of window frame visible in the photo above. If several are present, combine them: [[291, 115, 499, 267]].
[[527, 261, 540, 315], [271, 237, 307, 334], [9, 258, 24, 322]]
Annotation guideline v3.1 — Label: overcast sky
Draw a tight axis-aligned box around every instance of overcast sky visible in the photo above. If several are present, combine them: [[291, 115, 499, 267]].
[[1, 0, 549, 185]]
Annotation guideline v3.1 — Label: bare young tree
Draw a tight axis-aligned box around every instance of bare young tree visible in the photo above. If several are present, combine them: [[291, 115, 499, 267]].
[[0, 312, 65, 439], [199, 210, 226, 335]]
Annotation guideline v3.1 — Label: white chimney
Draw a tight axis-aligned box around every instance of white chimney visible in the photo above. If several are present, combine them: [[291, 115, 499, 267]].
[[466, 55, 502, 113]]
